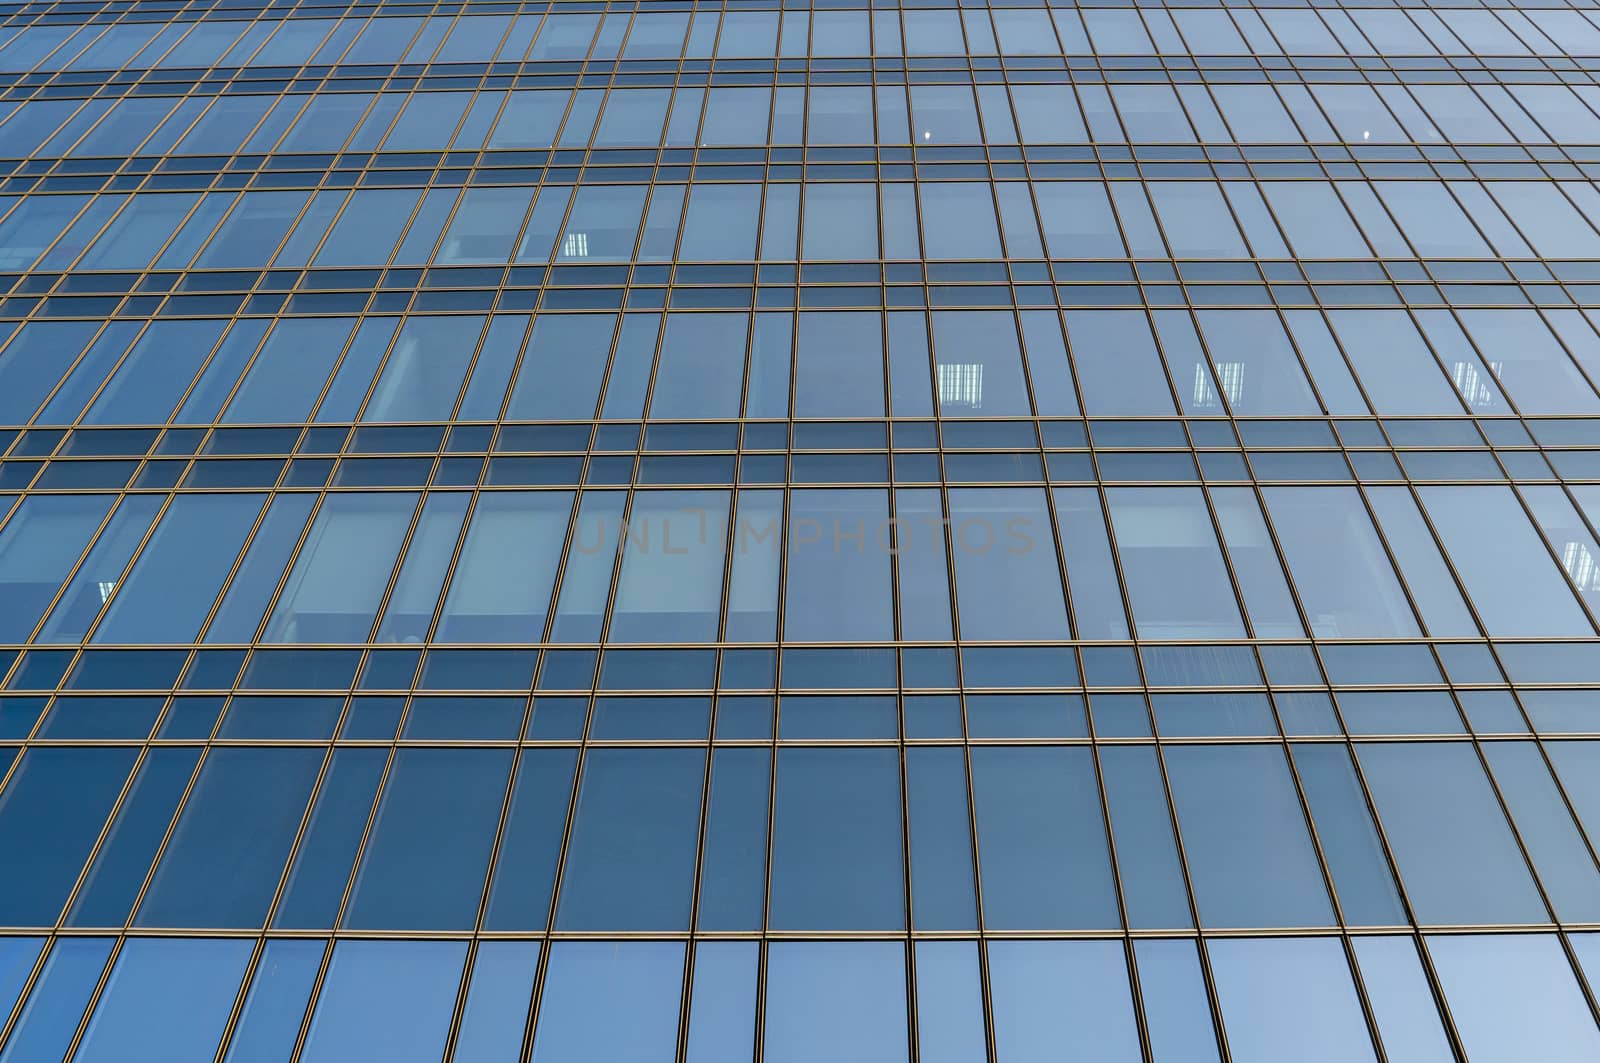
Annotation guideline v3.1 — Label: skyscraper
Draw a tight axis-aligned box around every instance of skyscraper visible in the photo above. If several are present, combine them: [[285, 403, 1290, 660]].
[[3, 1, 1600, 1059]]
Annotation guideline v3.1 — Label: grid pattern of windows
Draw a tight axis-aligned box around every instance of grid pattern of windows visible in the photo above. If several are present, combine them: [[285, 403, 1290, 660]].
[[4, 2, 1600, 1061]]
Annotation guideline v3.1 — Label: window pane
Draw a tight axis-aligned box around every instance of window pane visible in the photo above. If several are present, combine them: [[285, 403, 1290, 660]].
[[1209, 938, 1378, 1063], [436, 492, 573, 642], [763, 943, 908, 1063], [988, 941, 1142, 1062], [300, 941, 467, 1063], [75, 938, 252, 1063], [969, 747, 1118, 929], [263, 493, 417, 643], [1358, 742, 1547, 924], [770, 748, 904, 930], [531, 942, 682, 1063], [344, 748, 512, 929], [137, 748, 322, 928], [1164, 744, 1334, 928], [556, 748, 704, 930], [1428, 934, 1600, 1063], [94, 494, 264, 643]]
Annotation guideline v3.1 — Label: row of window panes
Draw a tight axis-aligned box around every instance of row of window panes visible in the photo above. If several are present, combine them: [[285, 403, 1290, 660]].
[[7, 685, 1600, 739], [7, 7, 1600, 76], [5, 307, 1600, 431], [2, 932, 1598, 1062], [2, 479, 1599, 647], [13, 81, 1600, 162], [5, 176, 1600, 280], [1, 735, 1599, 931]]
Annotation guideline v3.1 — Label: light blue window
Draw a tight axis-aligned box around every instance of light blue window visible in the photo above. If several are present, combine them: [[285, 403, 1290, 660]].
[[558, 186, 648, 262], [1428, 934, 1600, 1063], [914, 942, 988, 1063], [1261, 487, 1420, 637], [0, 321, 97, 423], [548, 492, 624, 643], [679, 183, 762, 259], [0, 493, 115, 643], [702, 87, 772, 145], [649, 312, 748, 418], [1033, 182, 1123, 258], [1458, 308, 1600, 415], [222, 940, 324, 1063], [1359, 742, 1547, 924], [1483, 741, 1600, 922], [223, 317, 356, 423], [1209, 938, 1377, 1063], [918, 183, 1002, 258], [988, 941, 1142, 1062], [1420, 486, 1592, 637], [361, 315, 483, 421], [436, 492, 574, 642], [1164, 744, 1334, 928], [801, 185, 879, 261], [771, 748, 904, 930], [77, 193, 199, 270], [784, 489, 893, 641], [557, 748, 704, 930], [94, 494, 264, 643], [194, 191, 310, 268], [437, 187, 532, 265], [895, 488, 953, 640], [0, 938, 113, 1063], [82, 319, 226, 425], [75, 938, 253, 1063], [1065, 309, 1178, 415], [531, 943, 683, 1063], [948, 488, 1069, 640], [931, 309, 1031, 416], [300, 941, 468, 1063], [1105, 488, 1246, 639], [313, 188, 421, 265], [261, 493, 415, 643], [0, 937, 43, 1034], [453, 942, 541, 1062], [344, 748, 512, 930], [1291, 744, 1406, 925], [374, 493, 468, 644], [505, 312, 616, 421], [1135, 940, 1223, 1063], [685, 942, 759, 1063], [1350, 937, 1455, 1063], [611, 490, 730, 643], [763, 943, 908, 1063], [970, 747, 1119, 929]]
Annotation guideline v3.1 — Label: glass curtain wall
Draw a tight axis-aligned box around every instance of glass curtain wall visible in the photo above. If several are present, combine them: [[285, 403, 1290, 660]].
[[0, 0, 1599, 1060]]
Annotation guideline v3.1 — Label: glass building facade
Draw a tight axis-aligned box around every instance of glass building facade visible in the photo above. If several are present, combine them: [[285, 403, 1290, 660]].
[[4, 0, 1600, 1059]]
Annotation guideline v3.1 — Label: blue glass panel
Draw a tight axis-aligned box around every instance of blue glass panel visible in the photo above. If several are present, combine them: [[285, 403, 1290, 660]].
[[136, 747, 323, 928], [222, 939, 325, 1063], [300, 941, 468, 1063], [452, 941, 540, 1062], [988, 940, 1142, 1062], [556, 747, 704, 931], [763, 943, 908, 1063], [770, 747, 904, 930], [75, 938, 253, 1063], [345, 748, 512, 930], [914, 942, 988, 1063], [1209, 938, 1378, 1063], [530, 942, 682, 1063], [685, 942, 758, 1063], [1428, 934, 1600, 1063], [0, 938, 113, 1063]]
